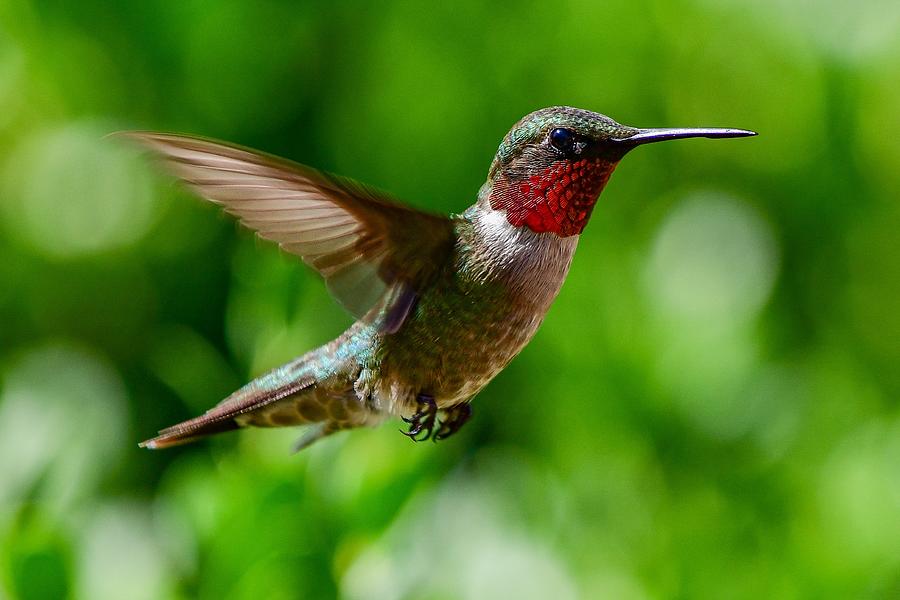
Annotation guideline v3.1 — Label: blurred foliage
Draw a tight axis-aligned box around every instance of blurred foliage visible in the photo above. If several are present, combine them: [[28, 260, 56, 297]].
[[1, 0, 899, 598]]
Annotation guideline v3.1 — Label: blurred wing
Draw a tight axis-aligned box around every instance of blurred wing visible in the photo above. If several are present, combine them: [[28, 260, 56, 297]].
[[124, 132, 454, 331]]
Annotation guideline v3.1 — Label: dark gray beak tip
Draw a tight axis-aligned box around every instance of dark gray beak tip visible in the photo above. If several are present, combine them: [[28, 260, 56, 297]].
[[714, 128, 758, 138]]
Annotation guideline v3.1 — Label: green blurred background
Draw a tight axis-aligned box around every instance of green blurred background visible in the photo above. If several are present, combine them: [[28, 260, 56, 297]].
[[1, 0, 899, 598]]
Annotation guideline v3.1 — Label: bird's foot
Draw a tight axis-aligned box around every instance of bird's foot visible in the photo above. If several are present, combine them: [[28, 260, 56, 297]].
[[434, 403, 472, 441], [401, 394, 437, 441]]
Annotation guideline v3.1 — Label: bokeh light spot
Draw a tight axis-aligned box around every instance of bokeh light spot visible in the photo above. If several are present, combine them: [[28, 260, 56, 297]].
[[645, 192, 779, 328], [1, 122, 161, 258], [818, 419, 900, 564], [77, 503, 173, 600], [0, 343, 128, 515], [342, 451, 579, 600]]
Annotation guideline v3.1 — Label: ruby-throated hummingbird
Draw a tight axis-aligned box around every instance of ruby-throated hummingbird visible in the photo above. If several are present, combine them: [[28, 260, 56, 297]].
[[129, 106, 754, 452]]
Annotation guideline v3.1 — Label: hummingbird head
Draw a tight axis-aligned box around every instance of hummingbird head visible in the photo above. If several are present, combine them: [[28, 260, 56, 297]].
[[486, 106, 755, 237]]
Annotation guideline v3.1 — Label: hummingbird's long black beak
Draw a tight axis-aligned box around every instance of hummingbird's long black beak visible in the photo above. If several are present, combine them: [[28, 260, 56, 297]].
[[613, 127, 757, 147]]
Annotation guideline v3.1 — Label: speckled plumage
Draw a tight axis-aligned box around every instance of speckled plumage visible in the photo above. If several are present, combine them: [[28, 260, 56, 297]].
[[233, 195, 578, 450], [130, 106, 754, 451]]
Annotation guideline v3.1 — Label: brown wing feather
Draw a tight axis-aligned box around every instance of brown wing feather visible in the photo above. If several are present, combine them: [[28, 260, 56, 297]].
[[121, 132, 455, 329]]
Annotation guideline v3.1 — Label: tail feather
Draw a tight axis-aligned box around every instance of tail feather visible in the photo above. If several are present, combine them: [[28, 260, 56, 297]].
[[140, 418, 241, 449], [140, 376, 315, 449]]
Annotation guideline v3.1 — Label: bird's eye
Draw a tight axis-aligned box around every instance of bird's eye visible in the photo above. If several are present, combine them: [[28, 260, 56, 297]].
[[549, 128, 577, 154]]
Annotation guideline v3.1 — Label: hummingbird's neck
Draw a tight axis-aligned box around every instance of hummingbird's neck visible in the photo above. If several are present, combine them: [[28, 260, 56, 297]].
[[484, 158, 618, 237], [464, 193, 579, 303]]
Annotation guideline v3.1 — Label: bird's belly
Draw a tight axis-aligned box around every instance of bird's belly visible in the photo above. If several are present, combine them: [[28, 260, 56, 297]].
[[372, 305, 545, 413], [427, 307, 544, 401], [371, 277, 565, 413], [360, 211, 579, 416]]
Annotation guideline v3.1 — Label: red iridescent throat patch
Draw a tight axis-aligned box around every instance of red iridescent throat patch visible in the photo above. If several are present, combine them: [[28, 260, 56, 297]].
[[490, 158, 617, 237]]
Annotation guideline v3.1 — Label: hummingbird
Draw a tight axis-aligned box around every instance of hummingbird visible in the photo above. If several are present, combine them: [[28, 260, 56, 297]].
[[129, 106, 754, 452]]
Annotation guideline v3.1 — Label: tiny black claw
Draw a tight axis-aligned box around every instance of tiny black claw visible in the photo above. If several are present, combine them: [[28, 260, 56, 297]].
[[402, 393, 437, 442], [400, 426, 422, 439], [433, 403, 472, 442]]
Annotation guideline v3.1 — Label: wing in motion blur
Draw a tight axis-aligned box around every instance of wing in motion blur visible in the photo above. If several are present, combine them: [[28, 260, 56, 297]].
[[122, 132, 455, 332]]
